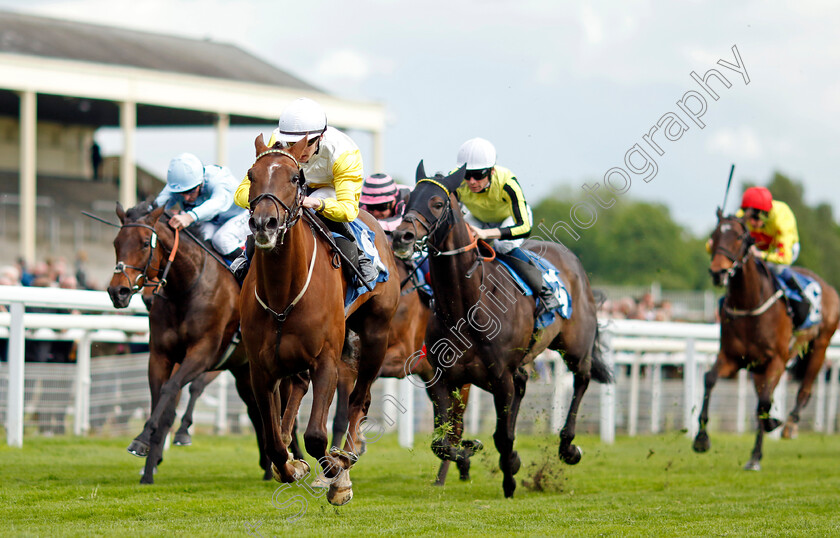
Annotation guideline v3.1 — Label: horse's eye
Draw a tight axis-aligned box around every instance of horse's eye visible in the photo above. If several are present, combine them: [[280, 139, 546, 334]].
[[432, 201, 444, 210], [292, 174, 301, 185], [143, 240, 151, 248]]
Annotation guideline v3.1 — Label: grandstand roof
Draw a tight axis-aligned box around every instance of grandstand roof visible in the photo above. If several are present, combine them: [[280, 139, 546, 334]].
[[0, 10, 320, 91]]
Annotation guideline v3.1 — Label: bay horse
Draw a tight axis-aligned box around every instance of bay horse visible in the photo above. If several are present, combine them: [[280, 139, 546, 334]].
[[107, 202, 276, 484], [694, 210, 839, 470], [240, 135, 399, 506], [391, 162, 613, 498]]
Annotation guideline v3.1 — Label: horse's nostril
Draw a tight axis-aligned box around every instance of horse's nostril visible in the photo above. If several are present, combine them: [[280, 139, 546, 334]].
[[266, 217, 278, 231], [248, 217, 257, 232]]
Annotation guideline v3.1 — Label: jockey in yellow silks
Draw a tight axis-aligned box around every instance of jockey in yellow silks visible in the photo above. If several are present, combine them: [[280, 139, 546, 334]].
[[735, 186, 815, 324], [453, 137, 559, 315], [230, 97, 375, 283]]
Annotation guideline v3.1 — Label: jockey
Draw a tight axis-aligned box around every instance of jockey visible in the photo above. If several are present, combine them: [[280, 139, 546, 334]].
[[359, 173, 411, 234], [454, 137, 560, 315], [231, 97, 377, 283], [737, 186, 811, 323], [154, 153, 249, 264]]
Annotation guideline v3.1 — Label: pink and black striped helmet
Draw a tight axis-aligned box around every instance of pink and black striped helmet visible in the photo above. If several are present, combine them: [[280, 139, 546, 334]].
[[360, 173, 398, 206]]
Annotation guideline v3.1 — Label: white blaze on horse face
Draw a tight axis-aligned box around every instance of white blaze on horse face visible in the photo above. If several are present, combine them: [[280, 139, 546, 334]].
[[720, 224, 732, 233]]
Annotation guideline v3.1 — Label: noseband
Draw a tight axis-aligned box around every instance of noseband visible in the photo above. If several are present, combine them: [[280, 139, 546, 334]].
[[710, 220, 752, 281], [249, 149, 305, 245], [113, 222, 166, 295]]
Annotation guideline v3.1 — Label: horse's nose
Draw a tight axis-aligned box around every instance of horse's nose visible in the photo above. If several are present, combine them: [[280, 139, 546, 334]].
[[249, 214, 279, 234], [108, 285, 132, 308], [393, 229, 414, 247]]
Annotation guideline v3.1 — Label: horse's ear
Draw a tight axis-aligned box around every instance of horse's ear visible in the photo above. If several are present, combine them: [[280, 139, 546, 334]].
[[255, 134, 267, 155], [287, 136, 308, 161], [116, 202, 126, 224], [415, 160, 427, 184], [442, 164, 467, 193], [716, 207, 723, 220]]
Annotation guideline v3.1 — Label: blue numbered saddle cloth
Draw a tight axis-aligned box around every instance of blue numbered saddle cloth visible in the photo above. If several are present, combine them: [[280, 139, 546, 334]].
[[496, 249, 572, 331], [774, 266, 822, 330], [334, 219, 389, 309]]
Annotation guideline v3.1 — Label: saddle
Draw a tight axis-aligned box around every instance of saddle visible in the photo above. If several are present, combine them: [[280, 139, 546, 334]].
[[772, 266, 822, 330]]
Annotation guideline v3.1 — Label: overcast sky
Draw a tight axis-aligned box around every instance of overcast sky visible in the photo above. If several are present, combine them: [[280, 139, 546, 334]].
[[3, 0, 839, 236]]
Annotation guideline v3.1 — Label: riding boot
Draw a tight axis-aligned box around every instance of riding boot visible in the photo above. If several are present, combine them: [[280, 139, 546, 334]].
[[230, 235, 254, 284], [320, 218, 378, 283], [779, 267, 811, 327], [496, 250, 561, 317]]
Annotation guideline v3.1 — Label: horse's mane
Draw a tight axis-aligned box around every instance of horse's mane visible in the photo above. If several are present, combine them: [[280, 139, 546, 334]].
[[125, 201, 155, 222]]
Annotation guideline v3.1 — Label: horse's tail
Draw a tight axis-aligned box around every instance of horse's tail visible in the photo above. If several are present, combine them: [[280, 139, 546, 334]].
[[590, 316, 614, 384]]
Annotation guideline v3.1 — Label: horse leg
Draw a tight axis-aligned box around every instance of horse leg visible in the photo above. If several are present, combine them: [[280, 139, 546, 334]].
[[783, 339, 829, 439], [435, 384, 473, 485], [745, 365, 785, 471], [174, 370, 221, 446], [693, 352, 738, 454], [249, 365, 299, 484], [140, 394, 179, 484], [231, 365, 273, 480], [279, 373, 311, 477], [331, 363, 354, 451], [558, 366, 590, 465], [128, 351, 172, 458], [491, 371, 523, 498]]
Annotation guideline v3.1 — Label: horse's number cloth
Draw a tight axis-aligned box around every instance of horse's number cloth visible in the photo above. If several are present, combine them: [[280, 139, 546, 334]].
[[775, 268, 822, 330], [335, 219, 389, 308], [496, 251, 572, 330]]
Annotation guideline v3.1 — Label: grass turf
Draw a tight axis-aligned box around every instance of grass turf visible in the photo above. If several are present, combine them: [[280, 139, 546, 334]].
[[2, 430, 839, 537]]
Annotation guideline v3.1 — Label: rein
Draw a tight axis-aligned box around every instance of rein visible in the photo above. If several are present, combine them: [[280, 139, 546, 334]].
[[715, 219, 784, 318]]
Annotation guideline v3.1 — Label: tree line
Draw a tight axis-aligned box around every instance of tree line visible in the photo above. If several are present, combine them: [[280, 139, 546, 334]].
[[531, 172, 840, 290]]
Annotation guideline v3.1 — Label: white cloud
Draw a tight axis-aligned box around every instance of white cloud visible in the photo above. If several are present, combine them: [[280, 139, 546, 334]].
[[579, 5, 603, 45], [315, 50, 371, 83], [706, 127, 764, 160]]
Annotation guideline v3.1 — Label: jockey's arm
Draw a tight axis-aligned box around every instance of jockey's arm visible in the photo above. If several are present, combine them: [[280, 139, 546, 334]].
[[497, 178, 532, 240], [311, 149, 364, 222], [187, 178, 234, 223]]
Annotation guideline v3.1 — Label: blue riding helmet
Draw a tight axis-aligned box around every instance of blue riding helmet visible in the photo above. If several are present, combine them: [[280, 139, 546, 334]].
[[167, 153, 204, 192]]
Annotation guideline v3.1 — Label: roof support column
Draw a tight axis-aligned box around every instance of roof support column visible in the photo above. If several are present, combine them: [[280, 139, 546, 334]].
[[215, 113, 229, 167], [18, 90, 36, 265], [372, 129, 385, 177], [119, 101, 137, 208]]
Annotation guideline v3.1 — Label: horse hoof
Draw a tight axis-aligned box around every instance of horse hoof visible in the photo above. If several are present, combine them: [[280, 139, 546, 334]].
[[456, 459, 471, 481], [173, 433, 192, 446], [560, 445, 582, 465], [327, 486, 354, 506], [764, 417, 783, 433], [743, 461, 761, 471], [461, 439, 484, 456], [271, 463, 283, 482], [782, 423, 798, 440], [309, 472, 331, 488], [290, 459, 311, 481], [327, 470, 353, 506], [127, 440, 150, 457], [262, 469, 273, 481], [692, 432, 710, 453]]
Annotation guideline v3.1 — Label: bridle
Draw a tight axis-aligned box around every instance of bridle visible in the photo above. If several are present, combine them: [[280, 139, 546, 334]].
[[400, 177, 495, 276], [710, 218, 753, 283], [248, 149, 305, 245], [113, 214, 208, 299], [712, 217, 783, 317]]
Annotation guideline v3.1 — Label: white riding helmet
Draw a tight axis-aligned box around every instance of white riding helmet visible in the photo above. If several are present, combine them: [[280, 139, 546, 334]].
[[274, 97, 328, 144], [166, 153, 204, 193], [456, 137, 497, 170]]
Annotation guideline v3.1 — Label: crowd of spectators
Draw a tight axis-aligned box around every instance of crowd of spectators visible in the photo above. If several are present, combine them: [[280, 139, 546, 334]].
[[0, 252, 96, 291], [598, 292, 674, 322]]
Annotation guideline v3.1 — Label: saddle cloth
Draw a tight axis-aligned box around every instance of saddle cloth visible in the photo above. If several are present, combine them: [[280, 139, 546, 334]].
[[495, 250, 572, 330], [774, 267, 822, 330], [333, 219, 389, 309]]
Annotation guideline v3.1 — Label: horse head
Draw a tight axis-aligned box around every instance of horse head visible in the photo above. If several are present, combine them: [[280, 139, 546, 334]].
[[391, 161, 466, 259], [708, 208, 753, 288], [246, 134, 309, 250], [108, 201, 167, 308]]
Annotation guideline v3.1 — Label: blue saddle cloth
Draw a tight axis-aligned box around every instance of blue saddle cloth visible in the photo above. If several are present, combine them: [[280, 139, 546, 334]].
[[409, 252, 433, 298], [773, 265, 822, 330], [496, 249, 572, 331], [334, 219, 389, 309]]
